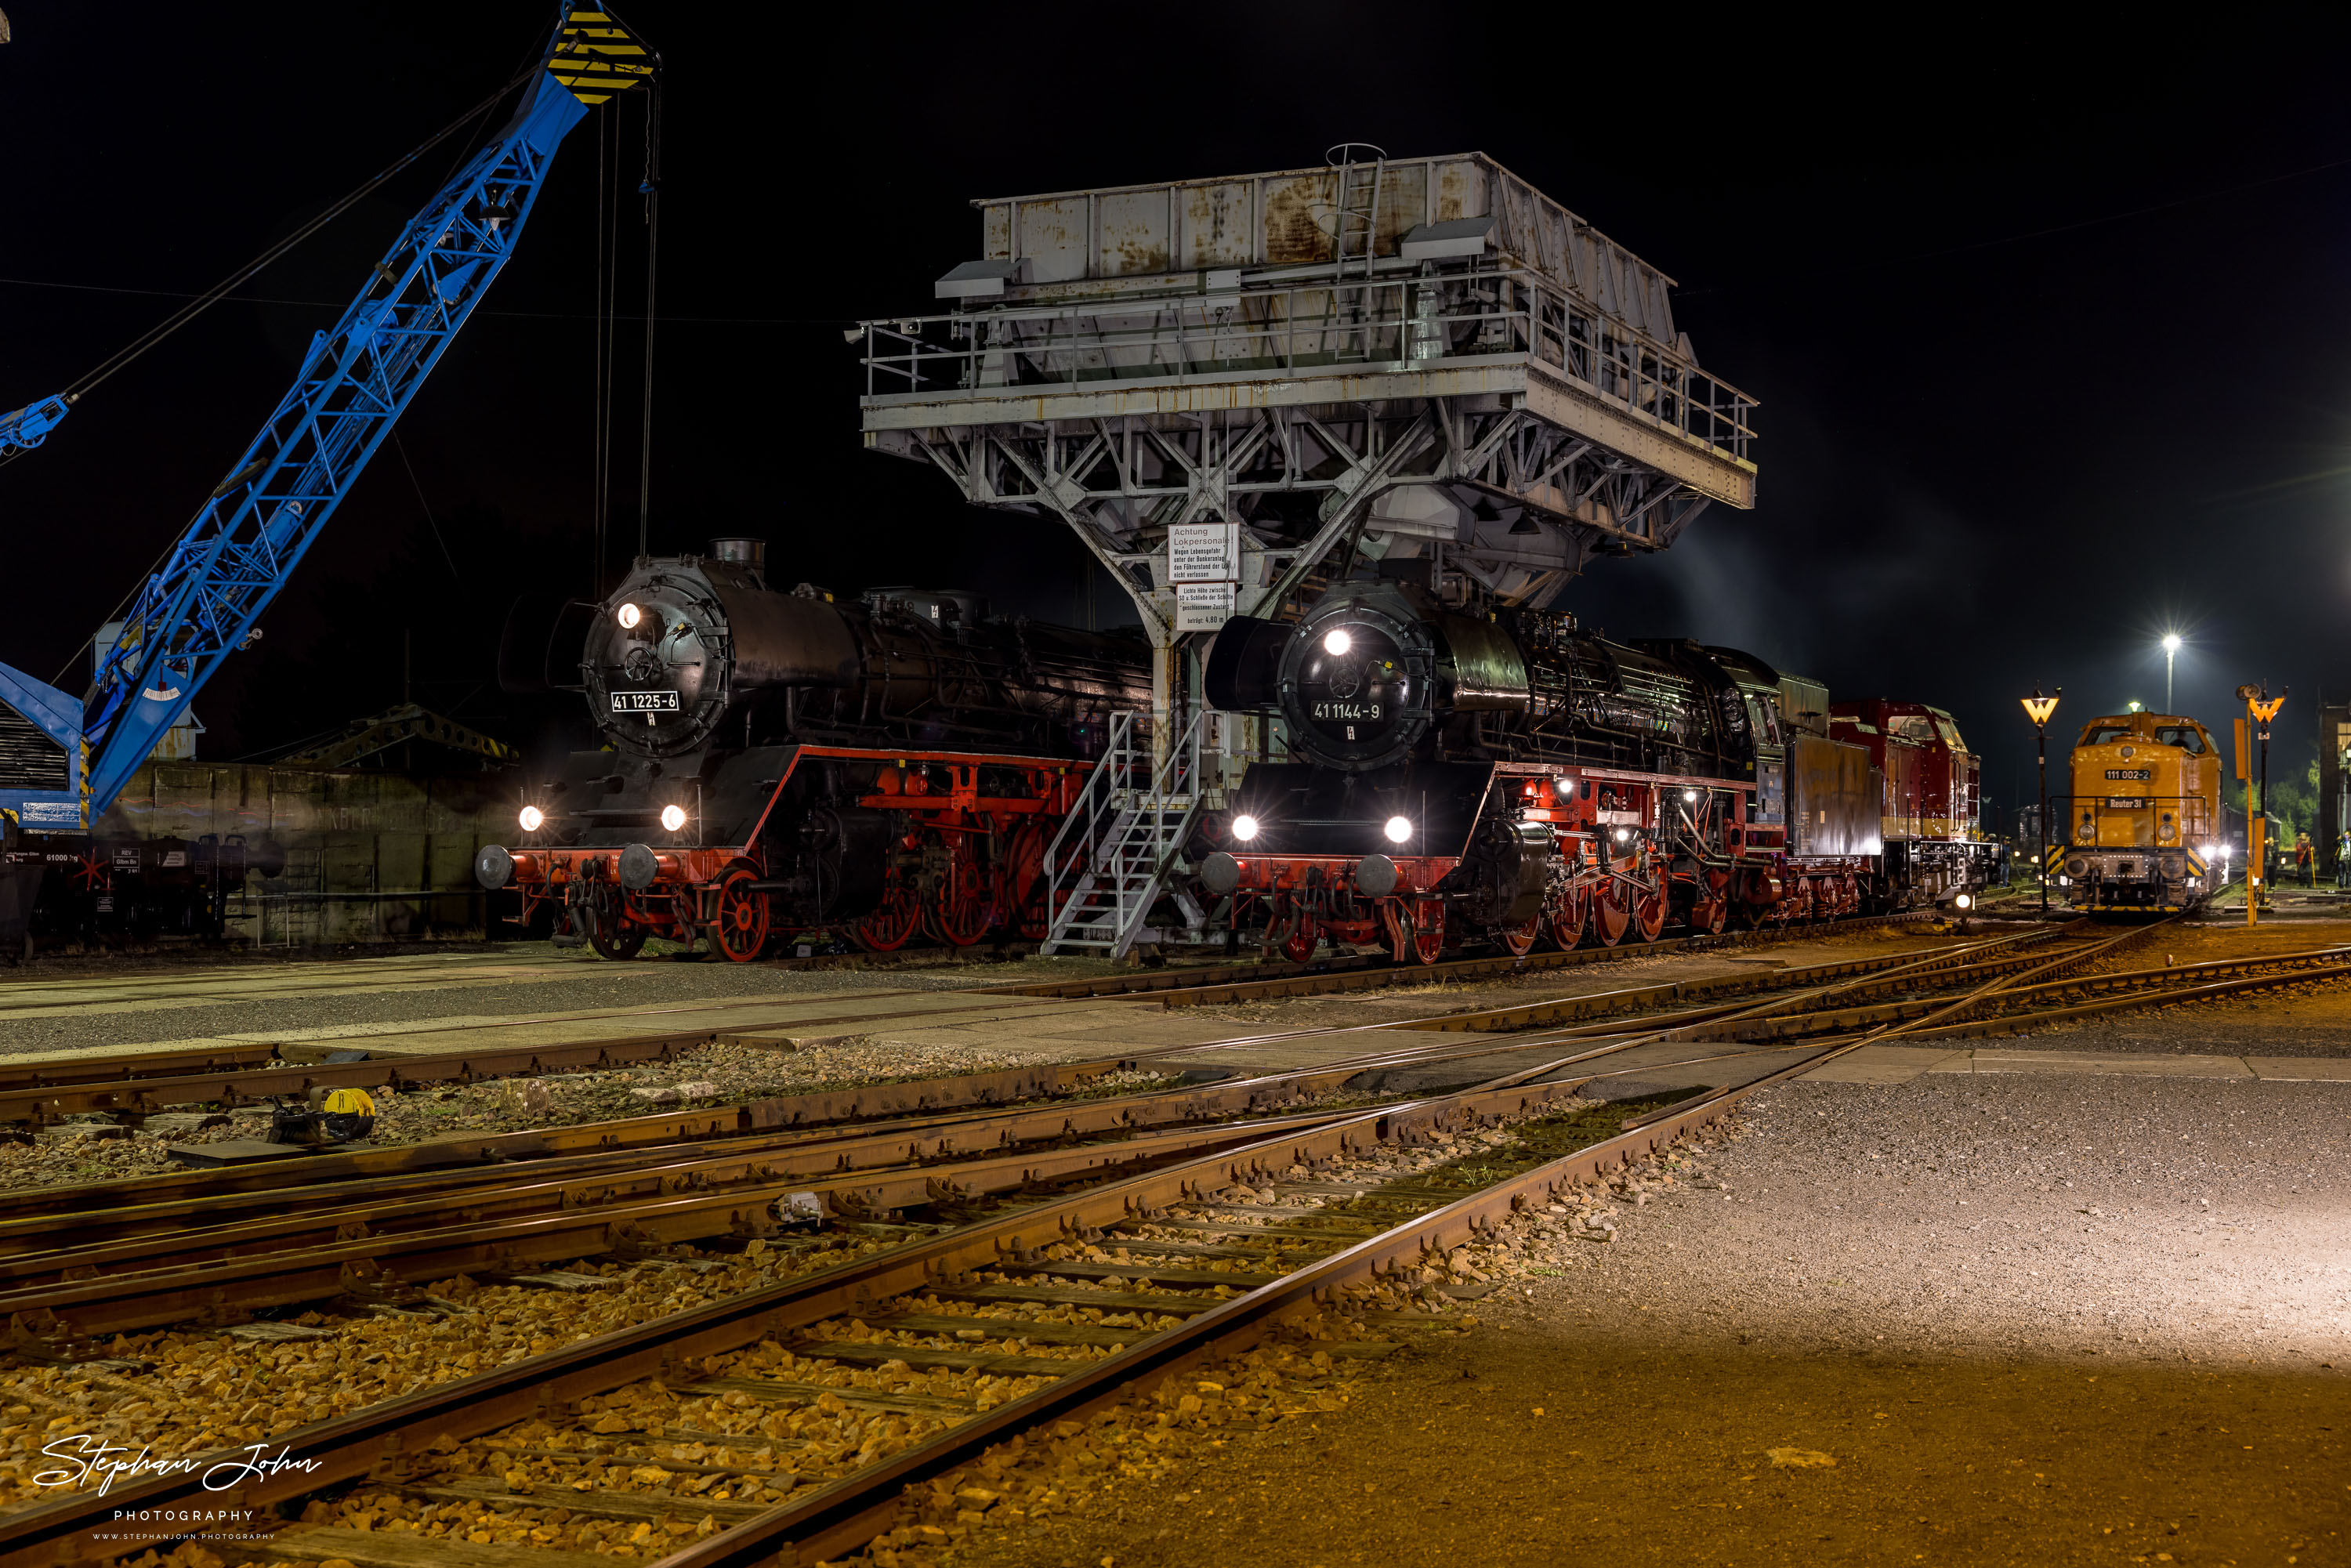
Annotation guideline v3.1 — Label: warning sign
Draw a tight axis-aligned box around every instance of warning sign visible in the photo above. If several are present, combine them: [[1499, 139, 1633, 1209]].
[[1176, 581, 1236, 632], [1167, 523, 1240, 584]]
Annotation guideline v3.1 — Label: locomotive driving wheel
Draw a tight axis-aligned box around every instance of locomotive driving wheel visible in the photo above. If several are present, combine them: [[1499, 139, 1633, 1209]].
[[1545, 881, 1590, 951], [1003, 821, 1057, 942], [1492, 916, 1538, 958], [709, 869, 771, 963], [1590, 882, 1632, 947], [1631, 880, 1669, 943], [849, 867, 922, 951], [921, 831, 995, 947]]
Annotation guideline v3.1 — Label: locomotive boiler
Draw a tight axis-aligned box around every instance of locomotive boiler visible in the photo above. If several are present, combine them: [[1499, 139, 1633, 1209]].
[[1198, 578, 1990, 961], [476, 538, 1151, 959]]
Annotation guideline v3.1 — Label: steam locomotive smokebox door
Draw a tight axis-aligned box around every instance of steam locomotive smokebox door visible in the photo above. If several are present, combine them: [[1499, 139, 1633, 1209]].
[[1789, 733, 1884, 857]]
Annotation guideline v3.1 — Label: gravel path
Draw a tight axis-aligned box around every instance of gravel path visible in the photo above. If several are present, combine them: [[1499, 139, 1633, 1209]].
[[942, 1066, 2351, 1568]]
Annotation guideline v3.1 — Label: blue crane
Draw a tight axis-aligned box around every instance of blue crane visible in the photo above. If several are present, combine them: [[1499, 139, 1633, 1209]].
[[0, 7, 650, 831]]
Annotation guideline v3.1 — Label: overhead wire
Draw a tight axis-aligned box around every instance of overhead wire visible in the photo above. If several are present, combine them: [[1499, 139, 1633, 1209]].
[[56, 59, 542, 408]]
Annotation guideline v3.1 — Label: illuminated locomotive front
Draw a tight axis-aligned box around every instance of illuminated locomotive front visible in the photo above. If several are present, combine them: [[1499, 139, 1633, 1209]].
[[1197, 580, 1984, 962], [2052, 711, 2221, 912], [475, 538, 1150, 959]]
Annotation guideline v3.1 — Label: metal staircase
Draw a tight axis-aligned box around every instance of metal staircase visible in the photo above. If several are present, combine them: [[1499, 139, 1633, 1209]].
[[1039, 710, 1208, 958]]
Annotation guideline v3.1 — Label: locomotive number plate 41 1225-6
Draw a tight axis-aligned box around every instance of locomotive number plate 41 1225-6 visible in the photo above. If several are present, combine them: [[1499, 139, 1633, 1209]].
[[611, 690, 681, 712]]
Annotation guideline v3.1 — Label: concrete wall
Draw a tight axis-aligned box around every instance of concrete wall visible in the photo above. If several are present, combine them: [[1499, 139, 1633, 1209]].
[[95, 762, 515, 945]]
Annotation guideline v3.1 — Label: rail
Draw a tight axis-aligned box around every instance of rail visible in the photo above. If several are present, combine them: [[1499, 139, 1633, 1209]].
[[857, 255, 1757, 464]]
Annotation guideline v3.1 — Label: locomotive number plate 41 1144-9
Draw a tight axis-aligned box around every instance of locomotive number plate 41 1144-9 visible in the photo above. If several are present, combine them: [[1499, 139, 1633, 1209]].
[[611, 691, 681, 712]]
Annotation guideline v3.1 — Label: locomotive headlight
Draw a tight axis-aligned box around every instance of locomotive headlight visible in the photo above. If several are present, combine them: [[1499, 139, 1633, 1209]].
[[1615, 827, 1632, 842], [660, 804, 687, 832], [617, 602, 643, 629], [1954, 893, 1974, 911], [1231, 814, 1261, 842], [1323, 628, 1353, 656], [518, 805, 545, 833], [1383, 815, 1412, 844], [1683, 789, 1700, 803]]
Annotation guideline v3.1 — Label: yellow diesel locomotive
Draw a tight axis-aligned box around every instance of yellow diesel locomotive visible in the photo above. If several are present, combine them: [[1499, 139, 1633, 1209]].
[[2050, 711, 2222, 912]]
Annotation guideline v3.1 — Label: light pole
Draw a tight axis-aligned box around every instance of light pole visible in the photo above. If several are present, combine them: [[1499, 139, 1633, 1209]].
[[2022, 687, 2061, 915], [2161, 633, 2181, 712]]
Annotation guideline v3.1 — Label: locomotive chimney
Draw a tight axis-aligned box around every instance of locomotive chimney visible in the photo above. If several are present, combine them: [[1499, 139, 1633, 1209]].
[[708, 538, 766, 569]]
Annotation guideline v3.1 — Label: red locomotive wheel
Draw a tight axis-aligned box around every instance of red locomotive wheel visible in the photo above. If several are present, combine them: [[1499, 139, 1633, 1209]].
[[1545, 883, 1590, 951], [1632, 883, 1669, 943], [1280, 912, 1320, 964], [850, 871, 922, 951], [710, 870, 771, 963], [1493, 917, 1538, 958], [1408, 900, 1445, 965], [1591, 885, 1632, 947], [922, 833, 995, 947], [1004, 822, 1056, 941]]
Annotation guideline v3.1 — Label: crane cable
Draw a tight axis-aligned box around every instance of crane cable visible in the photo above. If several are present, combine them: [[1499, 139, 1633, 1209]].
[[56, 60, 546, 411], [45, 58, 548, 687]]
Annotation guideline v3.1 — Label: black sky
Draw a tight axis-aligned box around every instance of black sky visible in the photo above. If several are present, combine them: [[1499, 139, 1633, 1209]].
[[5, 4, 2351, 817]]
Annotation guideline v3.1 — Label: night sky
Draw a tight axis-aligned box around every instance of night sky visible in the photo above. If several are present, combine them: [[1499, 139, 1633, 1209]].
[[7, 5, 2351, 827]]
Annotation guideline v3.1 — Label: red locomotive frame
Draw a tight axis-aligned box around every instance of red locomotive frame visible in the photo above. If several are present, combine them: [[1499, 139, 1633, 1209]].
[[502, 746, 1088, 961]]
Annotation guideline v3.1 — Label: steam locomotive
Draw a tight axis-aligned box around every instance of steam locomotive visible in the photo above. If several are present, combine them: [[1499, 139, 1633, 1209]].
[[1197, 578, 1994, 961], [475, 539, 1150, 959]]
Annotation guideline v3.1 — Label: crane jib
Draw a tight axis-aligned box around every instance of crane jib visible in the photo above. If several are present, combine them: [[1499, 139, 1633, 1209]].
[[64, 10, 651, 818]]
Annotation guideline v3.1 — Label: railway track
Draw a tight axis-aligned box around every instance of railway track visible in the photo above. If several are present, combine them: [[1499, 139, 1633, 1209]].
[[0, 911, 1955, 1124], [7, 925, 2342, 1339], [8, 915, 2346, 1564]]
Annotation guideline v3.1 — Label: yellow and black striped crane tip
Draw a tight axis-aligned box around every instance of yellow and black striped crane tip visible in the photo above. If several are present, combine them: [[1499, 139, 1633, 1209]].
[[549, 8, 653, 105]]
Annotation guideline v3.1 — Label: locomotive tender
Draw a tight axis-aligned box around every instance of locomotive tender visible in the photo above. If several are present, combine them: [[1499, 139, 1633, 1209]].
[[1197, 578, 1993, 961], [475, 539, 1150, 958]]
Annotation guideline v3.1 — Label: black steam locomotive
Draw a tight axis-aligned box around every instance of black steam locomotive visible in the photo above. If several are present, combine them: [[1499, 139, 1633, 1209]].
[[1198, 578, 1989, 961], [477, 539, 1151, 958]]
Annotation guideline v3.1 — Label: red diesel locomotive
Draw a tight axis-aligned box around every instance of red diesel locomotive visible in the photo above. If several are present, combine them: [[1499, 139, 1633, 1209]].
[[1196, 579, 1994, 963]]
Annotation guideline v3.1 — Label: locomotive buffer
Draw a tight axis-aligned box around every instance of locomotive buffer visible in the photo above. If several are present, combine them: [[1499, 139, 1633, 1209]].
[[854, 150, 1759, 953]]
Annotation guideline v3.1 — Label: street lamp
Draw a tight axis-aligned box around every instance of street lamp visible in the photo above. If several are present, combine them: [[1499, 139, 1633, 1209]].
[[2021, 686, 2061, 915], [2161, 633, 2182, 712]]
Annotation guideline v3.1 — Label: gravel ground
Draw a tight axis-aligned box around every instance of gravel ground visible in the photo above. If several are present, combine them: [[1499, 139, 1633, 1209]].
[[937, 1070, 2351, 1568]]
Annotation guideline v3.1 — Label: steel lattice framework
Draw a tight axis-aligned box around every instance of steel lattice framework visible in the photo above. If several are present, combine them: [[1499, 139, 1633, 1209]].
[[858, 152, 1757, 651]]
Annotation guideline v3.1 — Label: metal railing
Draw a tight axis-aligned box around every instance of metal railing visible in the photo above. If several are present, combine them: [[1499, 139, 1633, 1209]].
[[858, 256, 1757, 463], [1039, 710, 1206, 956]]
